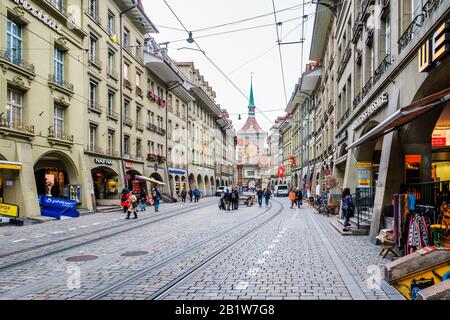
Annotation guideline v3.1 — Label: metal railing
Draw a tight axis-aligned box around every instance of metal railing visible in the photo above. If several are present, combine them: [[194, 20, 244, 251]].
[[49, 0, 67, 15], [373, 54, 391, 85], [49, 74, 74, 91], [147, 123, 157, 132], [398, 14, 424, 52], [48, 128, 73, 143], [123, 78, 132, 90], [337, 43, 351, 81], [361, 76, 374, 98], [423, 0, 443, 18], [0, 117, 34, 134], [337, 108, 350, 129], [136, 86, 143, 97], [88, 101, 102, 113], [353, 92, 361, 109], [401, 180, 450, 209], [355, 48, 362, 64], [354, 188, 375, 229], [135, 122, 144, 131], [89, 54, 102, 68], [365, 27, 374, 45], [361, 0, 375, 20], [1, 50, 35, 73], [157, 127, 166, 135], [107, 109, 119, 120], [352, 11, 363, 43]]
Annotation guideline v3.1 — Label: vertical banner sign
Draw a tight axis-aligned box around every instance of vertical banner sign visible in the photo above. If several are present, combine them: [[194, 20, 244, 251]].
[[356, 162, 373, 188]]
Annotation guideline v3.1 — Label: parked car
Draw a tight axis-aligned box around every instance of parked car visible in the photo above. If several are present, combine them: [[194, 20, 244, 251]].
[[274, 184, 289, 197], [215, 186, 226, 196]]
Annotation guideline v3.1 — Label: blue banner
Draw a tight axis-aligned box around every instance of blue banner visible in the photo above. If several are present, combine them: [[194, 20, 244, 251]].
[[41, 196, 77, 209]]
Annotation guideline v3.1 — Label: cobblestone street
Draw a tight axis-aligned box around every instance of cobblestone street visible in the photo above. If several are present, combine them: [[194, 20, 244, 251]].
[[0, 198, 403, 300]]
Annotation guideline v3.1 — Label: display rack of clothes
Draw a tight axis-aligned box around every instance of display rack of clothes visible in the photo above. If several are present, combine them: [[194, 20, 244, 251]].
[[393, 195, 438, 255]]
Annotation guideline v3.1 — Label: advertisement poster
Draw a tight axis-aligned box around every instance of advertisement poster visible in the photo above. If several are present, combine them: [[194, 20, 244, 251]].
[[356, 162, 372, 188]]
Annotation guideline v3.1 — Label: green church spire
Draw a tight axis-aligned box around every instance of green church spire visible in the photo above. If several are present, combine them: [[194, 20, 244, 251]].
[[248, 76, 256, 116]]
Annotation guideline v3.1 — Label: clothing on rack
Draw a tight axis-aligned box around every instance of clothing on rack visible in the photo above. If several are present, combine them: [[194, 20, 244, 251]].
[[406, 213, 431, 254]]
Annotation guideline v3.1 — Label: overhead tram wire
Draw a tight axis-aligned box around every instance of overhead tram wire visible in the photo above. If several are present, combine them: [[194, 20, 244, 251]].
[[271, 0, 288, 106], [166, 15, 303, 44], [162, 0, 277, 126]]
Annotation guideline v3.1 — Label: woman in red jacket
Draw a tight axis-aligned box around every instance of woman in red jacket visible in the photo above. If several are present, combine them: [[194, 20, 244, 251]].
[[120, 188, 130, 214]]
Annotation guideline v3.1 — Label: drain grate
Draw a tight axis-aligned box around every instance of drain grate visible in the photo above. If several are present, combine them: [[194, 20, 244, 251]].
[[65, 255, 98, 262], [121, 251, 149, 257]]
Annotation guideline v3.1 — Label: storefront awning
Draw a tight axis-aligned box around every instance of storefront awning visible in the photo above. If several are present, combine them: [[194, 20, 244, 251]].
[[347, 88, 450, 151], [135, 175, 166, 185], [0, 161, 22, 170]]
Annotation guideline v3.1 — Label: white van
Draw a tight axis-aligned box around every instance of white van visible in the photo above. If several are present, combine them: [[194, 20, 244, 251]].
[[274, 184, 289, 197]]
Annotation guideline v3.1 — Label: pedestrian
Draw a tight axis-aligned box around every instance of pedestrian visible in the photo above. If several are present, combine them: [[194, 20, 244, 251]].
[[194, 187, 201, 202], [231, 188, 238, 210], [120, 188, 130, 214], [264, 188, 272, 207], [188, 188, 193, 202], [289, 188, 297, 208], [181, 189, 187, 203], [225, 189, 233, 211], [295, 188, 302, 208], [127, 192, 138, 219], [219, 189, 226, 210], [139, 190, 148, 212], [256, 188, 264, 207], [341, 188, 354, 231], [152, 187, 162, 213]]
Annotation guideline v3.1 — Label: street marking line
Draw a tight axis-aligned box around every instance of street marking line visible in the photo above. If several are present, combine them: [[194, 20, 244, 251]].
[[262, 250, 271, 256], [80, 225, 88, 228], [235, 281, 249, 290], [68, 228, 77, 231], [13, 239, 26, 243], [267, 244, 276, 249], [112, 219, 119, 221], [272, 239, 279, 243], [51, 231, 64, 234], [92, 222, 101, 226], [256, 258, 266, 265], [34, 234, 47, 238]]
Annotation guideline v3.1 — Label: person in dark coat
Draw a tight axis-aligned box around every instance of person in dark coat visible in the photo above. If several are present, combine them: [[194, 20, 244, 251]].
[[188, 188, 193, 202], [264, 188, 272, 207], [341, 188, 354, 230], [256, 189, 264, 207]]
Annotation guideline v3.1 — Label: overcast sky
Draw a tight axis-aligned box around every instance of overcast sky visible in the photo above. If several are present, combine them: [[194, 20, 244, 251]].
[[144, 0, 316, 132]]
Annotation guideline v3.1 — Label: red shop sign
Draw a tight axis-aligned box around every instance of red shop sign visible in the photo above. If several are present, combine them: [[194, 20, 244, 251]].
[[432, 137, 446, 147], [124, 162, 134, 169]]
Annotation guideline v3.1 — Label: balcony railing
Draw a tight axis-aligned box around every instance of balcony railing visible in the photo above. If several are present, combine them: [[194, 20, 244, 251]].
[[136, 86, 143, 97], [423, 0, 443, 18], [136, 122, 144, 131], [49, 0, 66, 14], [88, 101, 102, 113], [107, 109, 119, 120], [48, 128, 74, 143], [147, 123, 157, 132], [352, 12, 363, 43], [123, 78, 132, 90], [85, 8, 102, 24], [123, 117, 133, 127], [337, 108, 351, 129], [89, 54, 102, 68], [107, 68, 118, 79], [365, 27, 374, 46], [398, 14, 424, 52], [0, 50, 35, 74], [353, 92, 361, 109], [157, 127, 166, 136], [337, 43, 351, 81], [0, 117, 34, 135], [361, 76, 374, 99], [373, 54, 391, 86], [361, 0, 375, 20], [48, 74, 74, 91], [355, 48, 362, 64]]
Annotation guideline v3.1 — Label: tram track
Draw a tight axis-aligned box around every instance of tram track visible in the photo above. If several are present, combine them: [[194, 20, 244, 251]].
[[87, 199, 284, 300], [0, 199, 217, 272]]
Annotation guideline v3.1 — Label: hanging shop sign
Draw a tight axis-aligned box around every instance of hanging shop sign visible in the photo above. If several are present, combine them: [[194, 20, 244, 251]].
[[432, 129, 450, 147], [94, 158, 114, 165], [168, 169, 186, 175], [124, 162, 134, 169], [0, 203, 19, 218], [352, 93, 388, 130], [419, 21, 450, 73], [11, 0, 64, 34]]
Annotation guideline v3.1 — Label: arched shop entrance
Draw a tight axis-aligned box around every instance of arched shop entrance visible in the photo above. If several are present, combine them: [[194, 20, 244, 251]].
[[126, 170, 147, 194], [91, 167, 119, 202], [150, 172, 164, 191], [34, 152, 80, 202], [204, 175, 210, 196], [189, 173, 195, 189], [181, 176, 186, 191], [196, 174, 204, 193], [174, 175, 181, 194]]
